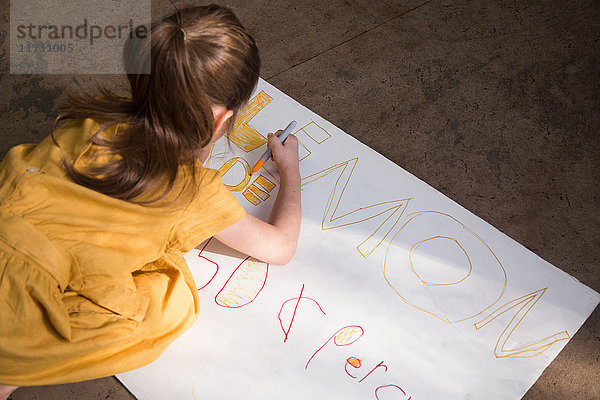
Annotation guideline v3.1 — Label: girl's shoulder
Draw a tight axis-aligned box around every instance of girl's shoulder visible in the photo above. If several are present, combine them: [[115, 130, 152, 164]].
[[0, 117, 102, 179], [56, 117, 126, 157]]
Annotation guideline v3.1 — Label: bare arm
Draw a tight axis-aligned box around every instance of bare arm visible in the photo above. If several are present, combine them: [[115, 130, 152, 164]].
[[214, 131, 301, 265]]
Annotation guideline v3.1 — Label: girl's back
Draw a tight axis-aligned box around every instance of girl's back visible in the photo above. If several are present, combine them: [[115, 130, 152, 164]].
[[0, 5, 300, 392]]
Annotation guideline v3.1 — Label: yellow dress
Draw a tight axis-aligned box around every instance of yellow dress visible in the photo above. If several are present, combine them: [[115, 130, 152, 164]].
[[0, 118, 246, 385]]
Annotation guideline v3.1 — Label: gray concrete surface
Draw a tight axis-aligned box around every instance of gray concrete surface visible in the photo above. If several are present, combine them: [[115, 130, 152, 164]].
[[1, 0, 598, 398]]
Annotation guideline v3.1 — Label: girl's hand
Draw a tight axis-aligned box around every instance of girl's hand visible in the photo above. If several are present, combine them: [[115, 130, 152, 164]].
[[268, 131, 299, 175], [214, 129, 302, 265]]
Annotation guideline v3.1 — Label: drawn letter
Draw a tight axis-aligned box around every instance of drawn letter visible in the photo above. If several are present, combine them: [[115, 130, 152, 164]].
[[229, 90, 272, 152], [344, 357, 362, 378], [215, 257, 269, 308], [383, 211, 507, 323], [301, 158, 410, 257], [359, 361, 388, 383], [219, 157, 251, 192], [194, 238, 219, 291], [297, 120, 331, 144], [474, 288, 570, 358], [375, 384, 411, 400], [305, 325, 364, 369], [278, 284, 326, 342], [243, 174, 277, 206]]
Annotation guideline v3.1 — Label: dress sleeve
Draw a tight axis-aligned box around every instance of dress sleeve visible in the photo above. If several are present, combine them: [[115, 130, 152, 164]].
[[166, 169, 246, 252]]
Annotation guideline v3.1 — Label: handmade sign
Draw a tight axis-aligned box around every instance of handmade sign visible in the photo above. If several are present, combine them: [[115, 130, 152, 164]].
[[117, 79, 599, 399]]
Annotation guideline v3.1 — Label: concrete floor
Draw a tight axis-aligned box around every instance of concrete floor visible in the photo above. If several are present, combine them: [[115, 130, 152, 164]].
[[1, 0, 598, 398]]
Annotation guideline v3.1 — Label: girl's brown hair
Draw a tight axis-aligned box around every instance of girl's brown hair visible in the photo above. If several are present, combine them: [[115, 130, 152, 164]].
[[52, 5, 260, 203]]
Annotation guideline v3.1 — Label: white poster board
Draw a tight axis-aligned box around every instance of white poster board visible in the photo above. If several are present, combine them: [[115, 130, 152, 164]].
[[117, 79, 599, 400]]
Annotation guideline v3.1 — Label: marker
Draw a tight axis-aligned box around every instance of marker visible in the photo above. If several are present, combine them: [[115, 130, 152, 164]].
[[250, 120, 297, 175]]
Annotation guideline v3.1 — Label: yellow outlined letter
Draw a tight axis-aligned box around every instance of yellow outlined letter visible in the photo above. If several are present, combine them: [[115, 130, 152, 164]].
[[301, 158, 410, 257]]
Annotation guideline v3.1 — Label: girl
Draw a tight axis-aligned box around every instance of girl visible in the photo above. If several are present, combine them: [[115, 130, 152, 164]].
[[0, 5, 300, 398]]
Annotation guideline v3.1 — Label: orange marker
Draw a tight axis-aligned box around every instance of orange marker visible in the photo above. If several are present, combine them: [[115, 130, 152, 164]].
[[250, 120, 297, 175]]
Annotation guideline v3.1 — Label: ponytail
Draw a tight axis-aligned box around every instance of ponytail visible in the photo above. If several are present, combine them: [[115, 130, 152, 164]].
[[53, 5, 260, 203]]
